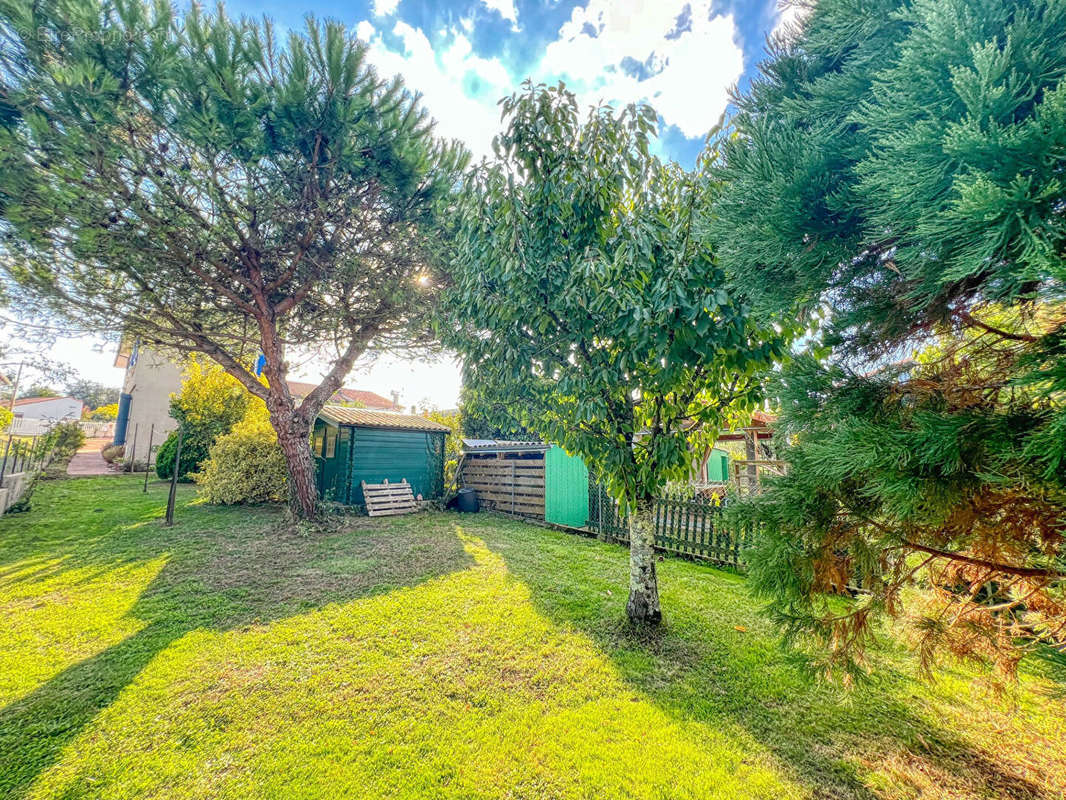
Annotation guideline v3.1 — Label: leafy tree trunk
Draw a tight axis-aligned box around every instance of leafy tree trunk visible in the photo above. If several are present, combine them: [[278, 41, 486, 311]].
[[266, 397, 318, 520], [626, 500, 662, 624]]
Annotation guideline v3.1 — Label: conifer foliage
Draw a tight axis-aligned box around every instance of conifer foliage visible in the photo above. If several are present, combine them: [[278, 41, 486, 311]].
[[717, 0, 1066, 677]]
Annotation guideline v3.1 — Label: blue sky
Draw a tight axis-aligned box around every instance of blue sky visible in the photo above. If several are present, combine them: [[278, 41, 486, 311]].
[[223, 0, 799, 166], [24, 0, 803, 406]]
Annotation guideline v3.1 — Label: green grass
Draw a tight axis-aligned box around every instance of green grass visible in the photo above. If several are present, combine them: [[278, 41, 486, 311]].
[[2, 476, 1064, 799]]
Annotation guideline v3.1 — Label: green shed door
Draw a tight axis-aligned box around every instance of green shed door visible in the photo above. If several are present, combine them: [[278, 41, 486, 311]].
[[544, 447, 589, 528], [706, 447, 730, 482], [348, 428, 445, 505]]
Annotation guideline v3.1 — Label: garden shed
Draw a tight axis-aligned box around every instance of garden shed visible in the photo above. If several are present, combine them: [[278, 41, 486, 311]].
[[313, 406, 449, 506], [459, 439, 589, 527], [700, 446, 731, 483]]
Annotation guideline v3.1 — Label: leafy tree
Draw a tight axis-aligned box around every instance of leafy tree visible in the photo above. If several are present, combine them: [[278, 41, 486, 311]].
[[19, 385, 60, 398], [0, 0, 466, 517], [442, 84, 782, 623], [458, 365, 535, 440], [715, 0, 1066, 677], [65, 379, 120, 411]]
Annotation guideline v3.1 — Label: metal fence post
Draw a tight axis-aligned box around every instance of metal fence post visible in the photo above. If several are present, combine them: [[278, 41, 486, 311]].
[[143, 423, 154, 492], [0, 435, 11, 488], [127, 423, 139, 473], [164, 426, 184, 526]]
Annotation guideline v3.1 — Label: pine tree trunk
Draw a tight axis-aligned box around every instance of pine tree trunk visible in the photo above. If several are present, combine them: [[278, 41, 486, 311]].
[[269, 403, 318, 520], [626, 501, 662, 624]]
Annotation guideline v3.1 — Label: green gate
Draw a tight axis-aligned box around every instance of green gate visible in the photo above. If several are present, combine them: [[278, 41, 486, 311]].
[[544, 447, 589, 528]]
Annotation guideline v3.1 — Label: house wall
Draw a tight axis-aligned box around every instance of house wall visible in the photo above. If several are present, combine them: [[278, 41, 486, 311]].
[[13, 397, 83, 421], [120, 345, 183, 466]]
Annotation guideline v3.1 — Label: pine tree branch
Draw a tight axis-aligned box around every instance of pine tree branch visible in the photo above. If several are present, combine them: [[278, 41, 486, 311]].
[[957, 311, 1040, 343], [900, 541, 1064, 579]]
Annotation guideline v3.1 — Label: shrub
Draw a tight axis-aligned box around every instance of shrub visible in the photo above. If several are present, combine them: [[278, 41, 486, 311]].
[[156, 359, 251, 480], [155, 428, 213, 481], [88, 403, 119, 421], [194, 403, 287, 504], [41, 421, 85, 461], [0, 407, 12, 431], [100, 444, 124, 463]]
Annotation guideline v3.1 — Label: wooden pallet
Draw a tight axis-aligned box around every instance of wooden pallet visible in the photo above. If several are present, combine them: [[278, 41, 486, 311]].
[[362, 478, 419, 517]]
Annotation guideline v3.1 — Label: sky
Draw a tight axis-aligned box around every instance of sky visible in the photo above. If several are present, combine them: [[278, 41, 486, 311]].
[[7, 0, 796, 409]]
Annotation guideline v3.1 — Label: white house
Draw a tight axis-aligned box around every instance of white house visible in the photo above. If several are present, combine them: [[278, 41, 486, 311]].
[[12, 395, 84, 422], [113, 341, 183, 462]]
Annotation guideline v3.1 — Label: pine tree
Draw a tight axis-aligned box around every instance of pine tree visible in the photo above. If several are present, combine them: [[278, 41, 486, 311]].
[[715, 0, 1066, 678], [0, 0, 466, 517]]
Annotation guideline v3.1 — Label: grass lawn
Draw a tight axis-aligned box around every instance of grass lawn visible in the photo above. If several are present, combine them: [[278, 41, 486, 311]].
[[1, 477, 1064, 799]]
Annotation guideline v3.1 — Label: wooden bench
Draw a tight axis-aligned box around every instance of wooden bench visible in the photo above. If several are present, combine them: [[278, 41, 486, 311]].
[[361, 478, 421, 517]]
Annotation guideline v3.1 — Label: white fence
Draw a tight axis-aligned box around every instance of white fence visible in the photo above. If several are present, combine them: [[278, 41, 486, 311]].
[[7, 418, 51, 436], [79, 421, 115, 438], [4, 418, 115, 438]]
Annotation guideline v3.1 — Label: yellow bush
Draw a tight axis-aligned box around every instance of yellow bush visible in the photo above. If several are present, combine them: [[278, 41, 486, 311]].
[[193, 399, 288, 504]]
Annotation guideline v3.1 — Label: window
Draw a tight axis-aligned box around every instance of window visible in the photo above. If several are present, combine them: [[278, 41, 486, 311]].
[[313, 430, 324, 456], [325, 430, 337, 459]]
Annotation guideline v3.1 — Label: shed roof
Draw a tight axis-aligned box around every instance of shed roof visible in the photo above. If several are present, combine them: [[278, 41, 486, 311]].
[[461, 438, 549, 454], [318, 405, 449, 432]]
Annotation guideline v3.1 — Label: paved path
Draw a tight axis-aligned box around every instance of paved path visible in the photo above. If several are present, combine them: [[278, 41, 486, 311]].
[[67, 437, 115, 477]]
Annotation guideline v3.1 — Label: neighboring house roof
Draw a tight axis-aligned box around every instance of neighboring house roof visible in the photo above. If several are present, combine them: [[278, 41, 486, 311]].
[[12, 395, 80, 407], [318, 406, 449, 432], [286, 381, 399, 410]]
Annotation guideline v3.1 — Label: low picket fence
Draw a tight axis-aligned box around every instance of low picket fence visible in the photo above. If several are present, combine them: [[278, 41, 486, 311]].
[[587, 482, 759, 570], [4, 418, 114, 437]]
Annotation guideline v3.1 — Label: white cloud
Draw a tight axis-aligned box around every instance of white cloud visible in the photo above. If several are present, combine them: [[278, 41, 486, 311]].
[[355, 21, 511, 160], [538, 0, 744, 140], [770, 1, 812, 43], [480, 0, 519, 29], [372, 0, 401, 16]]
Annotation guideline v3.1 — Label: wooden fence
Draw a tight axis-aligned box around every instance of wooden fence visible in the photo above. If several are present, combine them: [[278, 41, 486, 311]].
[[587, 482, 758, 570], [459, 455, 546, 517]]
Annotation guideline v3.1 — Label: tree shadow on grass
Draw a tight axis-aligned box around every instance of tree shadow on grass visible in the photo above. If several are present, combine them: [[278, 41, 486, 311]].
[[0, 478, 474, 798], [465, 515, 1061, 800]]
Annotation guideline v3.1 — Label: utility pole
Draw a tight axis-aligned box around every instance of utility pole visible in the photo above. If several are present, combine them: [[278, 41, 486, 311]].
[[7, 361, 23, 412]]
